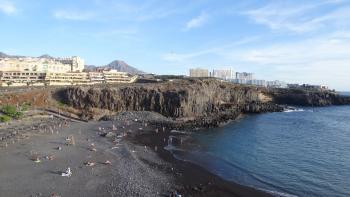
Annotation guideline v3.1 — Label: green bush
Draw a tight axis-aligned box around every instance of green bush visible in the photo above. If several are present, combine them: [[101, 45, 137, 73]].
[[1, 105, 23, 119], [1, 105, 17, 116], [20, 102, 31, 111], [57, 100, 65, 107], [0, 115, 11, 122]]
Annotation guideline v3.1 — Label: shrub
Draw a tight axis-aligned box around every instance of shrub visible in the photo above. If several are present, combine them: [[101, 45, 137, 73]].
[[1, 105, 23, 119], [0, 115, 11, 122], [20, 102, 31, 111], [1, 105, 17, 116], [57, 100, 66, 107]]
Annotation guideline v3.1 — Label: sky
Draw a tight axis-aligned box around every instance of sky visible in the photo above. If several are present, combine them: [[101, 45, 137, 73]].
[[0, 0, 350, 90]]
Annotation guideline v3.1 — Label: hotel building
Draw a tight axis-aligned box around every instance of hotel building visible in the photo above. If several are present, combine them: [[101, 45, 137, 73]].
[[212, 69, 235, 80], [189, 68, 209, 78], [0, 55, 138, 86]]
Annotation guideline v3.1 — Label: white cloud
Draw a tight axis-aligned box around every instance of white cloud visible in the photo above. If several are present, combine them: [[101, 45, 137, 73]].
[[235, 32, 350, 89], [184, 12, 209, 30], [53, 1, 186, 22], [0, 1, 16, 15], [241, 33, 350, 65], [163, 31, 350, 89], [162, 36, 260, 62], [244, 1, 350, 33], [53, 10, 95, 21]]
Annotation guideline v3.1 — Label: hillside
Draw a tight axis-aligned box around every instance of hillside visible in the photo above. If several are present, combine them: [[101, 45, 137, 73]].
[[85, 60, 145, 75], [0, 52, 9, 58], [105, 60, 145, 75]]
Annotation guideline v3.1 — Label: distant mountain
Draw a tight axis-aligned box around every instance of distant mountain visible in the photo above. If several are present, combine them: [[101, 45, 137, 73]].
[[105, 60, 145, 75], [86, 60, 145, 75], [0, 52, 10, 58], [0, 52, 44, 58], [39, 54, 54, 59]]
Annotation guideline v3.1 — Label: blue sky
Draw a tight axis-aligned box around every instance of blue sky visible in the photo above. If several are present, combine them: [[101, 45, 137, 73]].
[[1, 0, 350, 90]]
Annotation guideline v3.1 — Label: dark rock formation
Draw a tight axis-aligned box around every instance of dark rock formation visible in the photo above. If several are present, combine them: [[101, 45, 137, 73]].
[[54, 79, 350, 127], [266, 88, 350, 106], [56, 79, 283, 122]]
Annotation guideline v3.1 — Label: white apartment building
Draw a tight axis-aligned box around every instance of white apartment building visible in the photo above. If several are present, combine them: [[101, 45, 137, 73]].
[[189, 68, 209, 77], [212, 69, 234, 80], [0, 70, 138, 87], [0, 56, 84, 73], [234, 72, 254, 84], [248, 79, 267, 87], [267, 80, 287, 88]]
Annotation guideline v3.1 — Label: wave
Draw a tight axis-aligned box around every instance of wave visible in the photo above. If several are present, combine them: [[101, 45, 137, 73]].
[[170, 130, 189, 134], [259, 188, 299, 197], [284, 107, 305, 113]]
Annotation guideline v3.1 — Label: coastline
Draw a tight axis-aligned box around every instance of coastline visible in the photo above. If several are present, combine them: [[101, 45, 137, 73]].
[[0, 112, 271, 196], [128, 115, 271, 197], [2, 78, 349, 196]]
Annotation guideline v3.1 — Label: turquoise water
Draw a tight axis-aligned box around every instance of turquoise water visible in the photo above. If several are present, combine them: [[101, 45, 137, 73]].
[[173, 106, 350, 197]]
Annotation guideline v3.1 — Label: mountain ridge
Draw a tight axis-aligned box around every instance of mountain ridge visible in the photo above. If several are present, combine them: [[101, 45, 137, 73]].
[[86, 60, 145, 75]]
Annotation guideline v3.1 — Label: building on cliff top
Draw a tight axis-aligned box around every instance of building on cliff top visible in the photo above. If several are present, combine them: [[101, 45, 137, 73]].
[[0, 55, 138, 86], [212, 69, 235, 80], [287, 84, 329, 90], [0, 56, 84, 73], [189, 68, 209, 77], [0, 69, 138, 86]]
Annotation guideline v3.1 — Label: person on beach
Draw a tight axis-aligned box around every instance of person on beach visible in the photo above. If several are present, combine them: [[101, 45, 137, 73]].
[[61, 167, 72, 177]]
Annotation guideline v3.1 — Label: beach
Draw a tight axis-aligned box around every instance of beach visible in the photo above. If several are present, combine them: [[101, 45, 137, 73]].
[[0, 112, 270, 197]]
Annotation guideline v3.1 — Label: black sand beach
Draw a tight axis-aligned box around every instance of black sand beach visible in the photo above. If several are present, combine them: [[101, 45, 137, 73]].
[[0, 112, 271, 197]]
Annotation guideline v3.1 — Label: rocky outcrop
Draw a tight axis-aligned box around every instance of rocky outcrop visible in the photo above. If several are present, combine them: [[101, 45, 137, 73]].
[[55, 79, 350, 126], [56, 79, 283, 121], [266, 88, 350, 106]]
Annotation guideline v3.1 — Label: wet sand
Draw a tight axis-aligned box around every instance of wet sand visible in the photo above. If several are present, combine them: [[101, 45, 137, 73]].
[[0, 116, 271, 197], [131, 123, 271, 197]]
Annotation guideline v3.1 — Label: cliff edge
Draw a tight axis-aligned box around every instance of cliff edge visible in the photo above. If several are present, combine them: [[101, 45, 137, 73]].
[[56, 79, 283, 126]]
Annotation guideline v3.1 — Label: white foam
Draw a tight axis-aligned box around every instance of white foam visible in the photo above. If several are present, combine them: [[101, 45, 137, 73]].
[[259, 188, 299, 197], [284, 108, 305, 113]]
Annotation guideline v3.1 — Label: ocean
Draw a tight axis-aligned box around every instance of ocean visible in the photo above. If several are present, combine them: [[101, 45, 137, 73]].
[[167, 105, 350, 197]]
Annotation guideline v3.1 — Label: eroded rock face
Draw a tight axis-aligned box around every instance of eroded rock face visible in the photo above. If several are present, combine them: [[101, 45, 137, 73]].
[[57, 79, 283, 120], [266, 88, 350, 106]]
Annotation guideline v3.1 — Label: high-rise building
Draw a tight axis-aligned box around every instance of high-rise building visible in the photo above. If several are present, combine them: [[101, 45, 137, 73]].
[[248, 79, 267, 87], [235, 72, 254, 84], [189, 68, 209, 77], [267, 80, 287, 88], [212, 69, 234, 80]]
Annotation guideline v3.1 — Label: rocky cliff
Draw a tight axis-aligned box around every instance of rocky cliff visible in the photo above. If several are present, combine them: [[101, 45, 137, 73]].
[[266, 88, 350, 106], [54, 79, 350, 127], [56, 79, 283, 122]]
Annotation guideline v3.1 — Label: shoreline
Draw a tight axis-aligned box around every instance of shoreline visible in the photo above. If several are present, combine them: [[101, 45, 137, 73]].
[[129, 119, 272, 197], [0, 112, 272, 196]]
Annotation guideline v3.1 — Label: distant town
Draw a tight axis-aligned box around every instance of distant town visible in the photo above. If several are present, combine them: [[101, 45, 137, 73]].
[[0, 53, 330, 91], [0, 54, 137, 87], [189, 68, 329, 90]]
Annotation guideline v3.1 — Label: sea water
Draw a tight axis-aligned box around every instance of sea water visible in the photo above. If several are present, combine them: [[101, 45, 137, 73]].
[[170, 105, 350, 197]]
